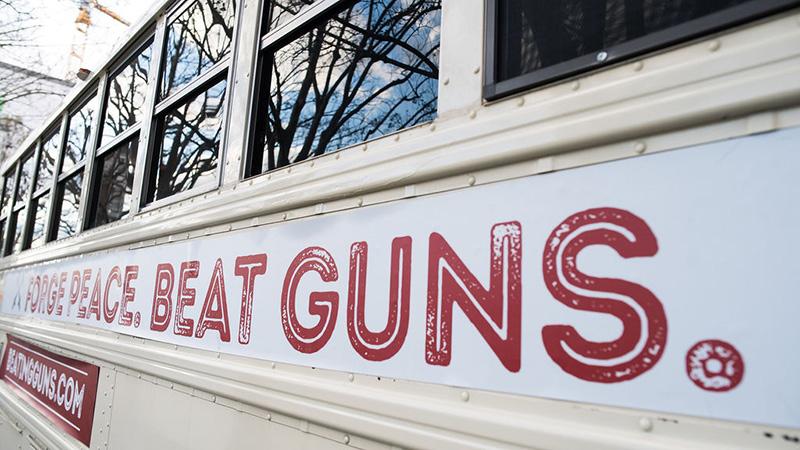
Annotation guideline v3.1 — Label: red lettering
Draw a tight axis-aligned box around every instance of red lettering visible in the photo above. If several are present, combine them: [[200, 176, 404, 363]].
[[281, 247, 339, 354], [175, 261, 199, 337], [426, 222, 522, 372], [347, 238, 411, 361], [103, 267, 121, 324], [541, 207, 668, 383], [28, 276, 40, 313], [37, 275, 48, 313], [195, 259, 230, 341], [234, 254, 267, 345], [68, 271, 81, 315], [119, 265, 138, 326], [150, 264, 173, 332], [86, 269, 102, 321], [56, 272, 67, 316], [77, 269, 92, 318], [46, 274, 58, 315]]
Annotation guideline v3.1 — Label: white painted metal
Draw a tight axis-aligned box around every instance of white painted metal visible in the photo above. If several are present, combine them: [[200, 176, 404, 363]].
[[0, 1, 798, 449]]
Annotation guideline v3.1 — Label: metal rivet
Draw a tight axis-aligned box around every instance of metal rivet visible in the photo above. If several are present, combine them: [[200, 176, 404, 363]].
[[469, 110, 477, 119], [516, 97, 525, 107], [348, 373, 355, 382], [310, 161, 315, 167], [343, 435, 351, 444], [461, 391, 470, 402], [266, 413, 272, 420], [596, 51, 608, 62], [467, 176, 476, 186], [430, 124, 437, 132], [443, 78, 450, 86], [473, 66, 480, 74], [287, 167, 292, 173], [362, 144, 368, 151], [393, 134, 400, 142], [335, 153, 341, 159], [634, 61, 644, 71], [211, 395, 216, 401], [356, 198, 363, 207], [634, 141, 647, 154], [708, 40, 721, 52], [571, 80, 580, 91], [639, 417, 653, 432], [267, 174, 272, 180], [271, 362, 276, 369], [281, 214, 287, 220]]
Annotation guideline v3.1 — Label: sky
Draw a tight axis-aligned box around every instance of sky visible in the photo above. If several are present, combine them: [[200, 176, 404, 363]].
[[2, 0, 157, 79]]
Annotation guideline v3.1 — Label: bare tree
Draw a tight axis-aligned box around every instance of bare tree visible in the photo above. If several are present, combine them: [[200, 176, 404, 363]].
[[260, 0, 441, 171], [0, 1, 73, 161]]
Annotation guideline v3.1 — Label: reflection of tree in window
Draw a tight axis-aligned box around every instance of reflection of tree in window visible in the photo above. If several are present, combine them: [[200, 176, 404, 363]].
[[29, 195, 48, 249], [11, 208, 25, 253], [103, 45, 152, 144], [499, 0, 751, 80], [267, 0, 316, 30], [260, 0, 441, 172], [57, 172, 83, 240], [2, 167, 15, 215], [161, 0, 236, 98], [153, 80, 225, 201], [0, 220, 5, 255], [15, 153, 34, 202], [37, 131, 60, 191], [64, 99, 96, 172], [93, 137, 138, 227]]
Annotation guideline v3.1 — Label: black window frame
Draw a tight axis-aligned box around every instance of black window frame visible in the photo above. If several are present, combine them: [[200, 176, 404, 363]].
[[86, 33, 155, 230], [244, 0, 443, 179], [140, 0, 240, 208], [483, 0, 800, 101]]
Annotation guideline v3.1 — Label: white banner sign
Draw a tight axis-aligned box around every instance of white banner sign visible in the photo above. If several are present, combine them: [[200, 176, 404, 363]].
[[2, 128, 799, 429]]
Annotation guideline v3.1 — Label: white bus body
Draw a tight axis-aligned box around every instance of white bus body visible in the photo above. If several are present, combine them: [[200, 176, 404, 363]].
[[1, 0, 799, 449]]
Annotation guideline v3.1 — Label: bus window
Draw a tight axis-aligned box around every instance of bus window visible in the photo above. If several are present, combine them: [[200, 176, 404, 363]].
[[27, 194, 49, 250], [37, 129, 60, 191], [485, 0, 800, 99], [15, 151, 34, 203], [102, 40, 153, 145], [63, 95, 97, 172], [147, 0, 237, 205], [247, 0, 441, 176], [90, 137, 139, 228], [266, 0, 317, 30], [54, 172, 83, 240], [160, 0, 236, 99]]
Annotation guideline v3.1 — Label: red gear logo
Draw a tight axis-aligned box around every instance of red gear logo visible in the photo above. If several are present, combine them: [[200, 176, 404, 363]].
[[686, 339, 744, 392]]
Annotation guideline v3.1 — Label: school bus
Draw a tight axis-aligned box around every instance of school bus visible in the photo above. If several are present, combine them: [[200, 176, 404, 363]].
[[1, 0, 799, 449]]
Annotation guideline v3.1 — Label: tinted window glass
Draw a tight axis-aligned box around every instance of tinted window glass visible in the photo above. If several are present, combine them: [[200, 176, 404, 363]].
[[0, 219, 5, 255], [28, 194, 49, 249], [103, 43, 153, 144], [64, 97, 97, 172], [161, 0, 236, 98], [268, 0, 316, 30], [56, 172, 83, 240], [11, 208, 25, 253], [16, 153, 34, 202], [37, 130, 61, 191], [92, 137, 138, 227], [1, 169, 14, 216], [152, 79, 225, 202], [497, 0, 754, 82], [258, 0, 440, 172]]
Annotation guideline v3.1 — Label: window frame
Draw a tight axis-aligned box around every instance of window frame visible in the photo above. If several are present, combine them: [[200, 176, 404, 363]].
[[244, 0, 443, 178], [483, 0, 800, 101], [139, 0, 242, 211]]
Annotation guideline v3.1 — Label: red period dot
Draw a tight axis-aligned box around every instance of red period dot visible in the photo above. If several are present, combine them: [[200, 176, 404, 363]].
[[685, 339, 744, 392]]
